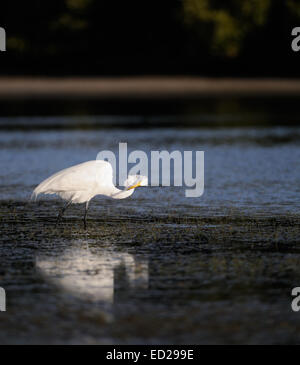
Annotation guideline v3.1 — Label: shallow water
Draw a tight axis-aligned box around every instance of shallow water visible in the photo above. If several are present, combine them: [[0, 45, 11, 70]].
[[1, 105, 300, 344], [1, 124, 300, 213]]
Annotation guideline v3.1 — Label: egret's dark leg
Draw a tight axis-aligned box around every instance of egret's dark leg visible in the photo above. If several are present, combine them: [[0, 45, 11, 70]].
[[83, 201, 89, 230], [56, 201, 72, 226]]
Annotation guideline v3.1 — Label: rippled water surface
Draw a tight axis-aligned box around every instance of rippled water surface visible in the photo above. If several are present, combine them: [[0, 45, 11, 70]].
[[1, 102, 300, 344], [1, 123, 300, 212]]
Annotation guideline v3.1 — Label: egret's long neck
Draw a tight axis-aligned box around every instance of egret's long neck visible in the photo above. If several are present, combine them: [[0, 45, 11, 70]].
[[110, 187, 135, 200]]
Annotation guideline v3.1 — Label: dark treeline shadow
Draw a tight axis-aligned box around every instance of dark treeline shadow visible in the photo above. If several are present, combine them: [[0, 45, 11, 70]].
[[1, 97, 300, 129], [0, 0, 300, 77]]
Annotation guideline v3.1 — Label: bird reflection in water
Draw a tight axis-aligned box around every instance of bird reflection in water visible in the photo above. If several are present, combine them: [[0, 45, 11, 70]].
[[36, 242, 148, 304]]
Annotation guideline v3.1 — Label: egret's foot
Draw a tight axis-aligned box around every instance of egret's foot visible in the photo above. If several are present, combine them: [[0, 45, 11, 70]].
[[83, 202, 89, 230], [55, 216, 62, 227], [55, 202, 71, 228]]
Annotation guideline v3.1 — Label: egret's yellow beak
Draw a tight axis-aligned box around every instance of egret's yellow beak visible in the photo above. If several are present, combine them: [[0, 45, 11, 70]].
[[127, 181, 141, 190]]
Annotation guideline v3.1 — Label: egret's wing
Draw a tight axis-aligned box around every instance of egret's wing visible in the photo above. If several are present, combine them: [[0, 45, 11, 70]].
[[32, 160, 113, 199]]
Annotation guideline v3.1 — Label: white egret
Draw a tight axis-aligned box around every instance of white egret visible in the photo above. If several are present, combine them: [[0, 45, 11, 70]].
[[32, 160, 147, 229]]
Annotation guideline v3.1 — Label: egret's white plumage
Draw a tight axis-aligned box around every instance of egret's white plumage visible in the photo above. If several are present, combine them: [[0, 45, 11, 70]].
[[32, 160, 147, 229]]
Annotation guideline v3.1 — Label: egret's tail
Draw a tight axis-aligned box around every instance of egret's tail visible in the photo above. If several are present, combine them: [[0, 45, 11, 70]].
[[31, 181, 53, 201], [31, 188, 40, 201]]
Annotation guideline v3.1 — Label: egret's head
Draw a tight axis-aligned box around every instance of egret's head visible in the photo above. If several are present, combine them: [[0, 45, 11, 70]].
[[125, 175, 148, 190]]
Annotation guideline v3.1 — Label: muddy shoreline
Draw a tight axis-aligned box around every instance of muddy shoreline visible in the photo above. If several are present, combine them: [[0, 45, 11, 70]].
[[1, 200, 300, 344], [1, 77, 300, 100]]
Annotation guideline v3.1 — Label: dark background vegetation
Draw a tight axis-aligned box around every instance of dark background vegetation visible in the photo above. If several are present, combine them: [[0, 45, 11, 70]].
[[0, 0, 299, 76]]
